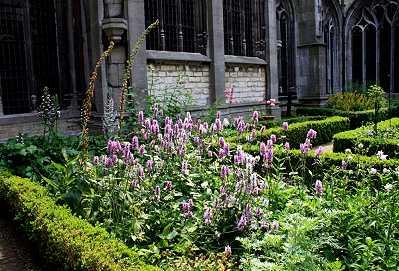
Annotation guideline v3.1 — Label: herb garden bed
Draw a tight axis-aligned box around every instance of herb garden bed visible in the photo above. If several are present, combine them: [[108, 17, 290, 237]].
[[333, 118, 399, 158], [1, 109, 399, 270]]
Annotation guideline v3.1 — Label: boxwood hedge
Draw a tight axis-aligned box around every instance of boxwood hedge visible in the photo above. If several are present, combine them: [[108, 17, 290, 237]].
[[0, 172, 159, 271], [226, 116, 350, 149], [240, 143, 399, 173], [333, 118, 399, 158], [295, 107, 392, 129]]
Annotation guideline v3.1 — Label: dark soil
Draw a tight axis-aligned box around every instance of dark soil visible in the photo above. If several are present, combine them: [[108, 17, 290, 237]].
[[0, 215, 42, 271]]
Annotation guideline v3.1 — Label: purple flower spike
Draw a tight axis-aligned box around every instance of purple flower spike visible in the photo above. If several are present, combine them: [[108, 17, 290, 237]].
[[237, 213, 248, 231], [252, 111, 259, 123], [307, 129, 317, 140], [282, 122, 289, 131], [260, 142, 267, 157], [315, 146, 324, 157], [139, 145, 146, 156], [138, 111, 144, 124], [203, 207, 213, 225], [146, 159, 154, 172], [131, 136, 139, 149], [284, 142, 290, 150], [220, 165, 230, 179], [154, 185, 161, 201], [270, 134, 277, 144], [164, 181, 173, 191], [315, 180, 323, 196]]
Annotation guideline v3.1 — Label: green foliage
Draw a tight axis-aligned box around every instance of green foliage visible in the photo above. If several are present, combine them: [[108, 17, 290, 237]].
[[296, 107, 392, 129], [0, 173, 158, 271], [333, 118, 399, 158], [327, 91, 375, 111], [226, 116, 350, 149]]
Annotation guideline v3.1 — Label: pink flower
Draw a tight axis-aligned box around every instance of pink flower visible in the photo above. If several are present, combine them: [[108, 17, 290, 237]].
[[270, 134, 277, 144], [282, 122, 289, 131], [138, 111, 144, 124], [315, 180, 323, 196], [315, 146, 324, 157], [252, 111, 259, 123], [284, 142, 290, 150], [203, 207, 213, 225], [307, 129, 317, 140], [224, 245, 232, 257]]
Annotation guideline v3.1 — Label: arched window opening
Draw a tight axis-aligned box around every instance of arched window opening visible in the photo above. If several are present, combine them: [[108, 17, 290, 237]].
[[223, 0, 266, 57], [144, 0, 208, 54], [322, 0, 340, 94], [276, 0, 295, 97], [348, 0, 399, 93]]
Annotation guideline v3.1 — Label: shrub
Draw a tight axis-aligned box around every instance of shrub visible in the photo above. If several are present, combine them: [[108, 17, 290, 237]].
[[327, 91, 375, 111], [0, 172, 158, 271], [333, 118, 399, 158], [296, 107, 391, 129], [226, 116, 350, 149]]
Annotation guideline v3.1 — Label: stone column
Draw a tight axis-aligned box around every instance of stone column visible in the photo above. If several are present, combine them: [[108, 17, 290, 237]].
[[263, 0, 281, 117], [296, 0, 328, 106], [102, 0, 127, 112], [0, 94, 3, 116], [207, 0, 225, 104], [127, 0, 148, 110]]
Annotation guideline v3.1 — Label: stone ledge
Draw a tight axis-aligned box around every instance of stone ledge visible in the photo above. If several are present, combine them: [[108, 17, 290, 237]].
[[146, 50, 211, 63], [0, 110, 80, 126], [224, 55, 267, 65]]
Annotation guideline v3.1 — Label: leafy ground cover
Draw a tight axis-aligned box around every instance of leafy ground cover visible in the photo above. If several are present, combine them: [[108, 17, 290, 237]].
[[333, 118, 399, 158], [1, 108, 399, 270]]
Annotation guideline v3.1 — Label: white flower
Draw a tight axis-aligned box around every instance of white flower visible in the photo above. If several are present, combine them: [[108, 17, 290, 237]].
[[358, 143, 364, 149], [370, 168, 377, 175], [223, 118, 230, 127], [383, 168, 390, 174], [384, 183, 393, 193], [376, 151, 388, 160], [345, 149, 352, 154]]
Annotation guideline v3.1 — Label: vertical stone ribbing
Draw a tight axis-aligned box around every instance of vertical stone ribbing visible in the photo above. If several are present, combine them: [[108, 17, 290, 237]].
[[208, 0, 225, 104]]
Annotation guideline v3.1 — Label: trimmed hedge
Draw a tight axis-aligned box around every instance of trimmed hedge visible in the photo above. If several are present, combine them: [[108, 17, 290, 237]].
[[227, 116, 350, 149], [0, 172, 159, 271], [241, 143, 399, 172], [333, 118, 399, 158], [296, 107, 391, 129]]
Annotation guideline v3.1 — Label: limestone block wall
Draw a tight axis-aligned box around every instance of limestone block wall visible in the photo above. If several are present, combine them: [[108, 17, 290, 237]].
[[147, 62, 210, 107], [225, 64, 266, 104]]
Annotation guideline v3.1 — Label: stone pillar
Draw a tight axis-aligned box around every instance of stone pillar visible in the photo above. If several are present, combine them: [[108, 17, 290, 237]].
[[127, 0, 148, 110], [0, 94, 3, 116], [296, 0, 328, 106], [264, 0, 279, 101], [263, 0, 281, 118], [207, 0, 225, 104], [67, 0, 78, 110], [101, 0, 127, 112]]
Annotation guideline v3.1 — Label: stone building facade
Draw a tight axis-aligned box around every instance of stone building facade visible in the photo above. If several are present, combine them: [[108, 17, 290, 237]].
[[0, 0, 398, 139]]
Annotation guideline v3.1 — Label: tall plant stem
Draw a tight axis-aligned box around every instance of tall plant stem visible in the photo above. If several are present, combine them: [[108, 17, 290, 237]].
[[119, 20, 159, 131], [81, 41, 115, 160]]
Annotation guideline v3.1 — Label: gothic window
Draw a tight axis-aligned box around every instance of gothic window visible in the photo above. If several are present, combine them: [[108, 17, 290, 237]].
[[322, 0, 340, 94], [223, 0, 266, 58], [0, 0, 69, 115], [276, 0, 295, 97], [144, 0, 208, 54], [348, 0, 399, 93]]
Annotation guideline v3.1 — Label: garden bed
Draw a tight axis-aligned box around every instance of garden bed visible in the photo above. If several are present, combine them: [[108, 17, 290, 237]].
[[333, 118, 399, 158], [226, 116, 350, 148]]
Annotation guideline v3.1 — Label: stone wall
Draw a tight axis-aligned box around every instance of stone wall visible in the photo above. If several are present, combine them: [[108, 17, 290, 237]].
[[0, 114, 80, 141], [147, 62, 210, 107], [225, 64, 266, 104]]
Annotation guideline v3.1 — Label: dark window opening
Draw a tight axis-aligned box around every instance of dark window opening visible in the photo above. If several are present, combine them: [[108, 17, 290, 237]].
[[144, 0, 208, 54], [276, 0, 295, 97], [0, 0, 70, 115], [223, 0, 266, 57]]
